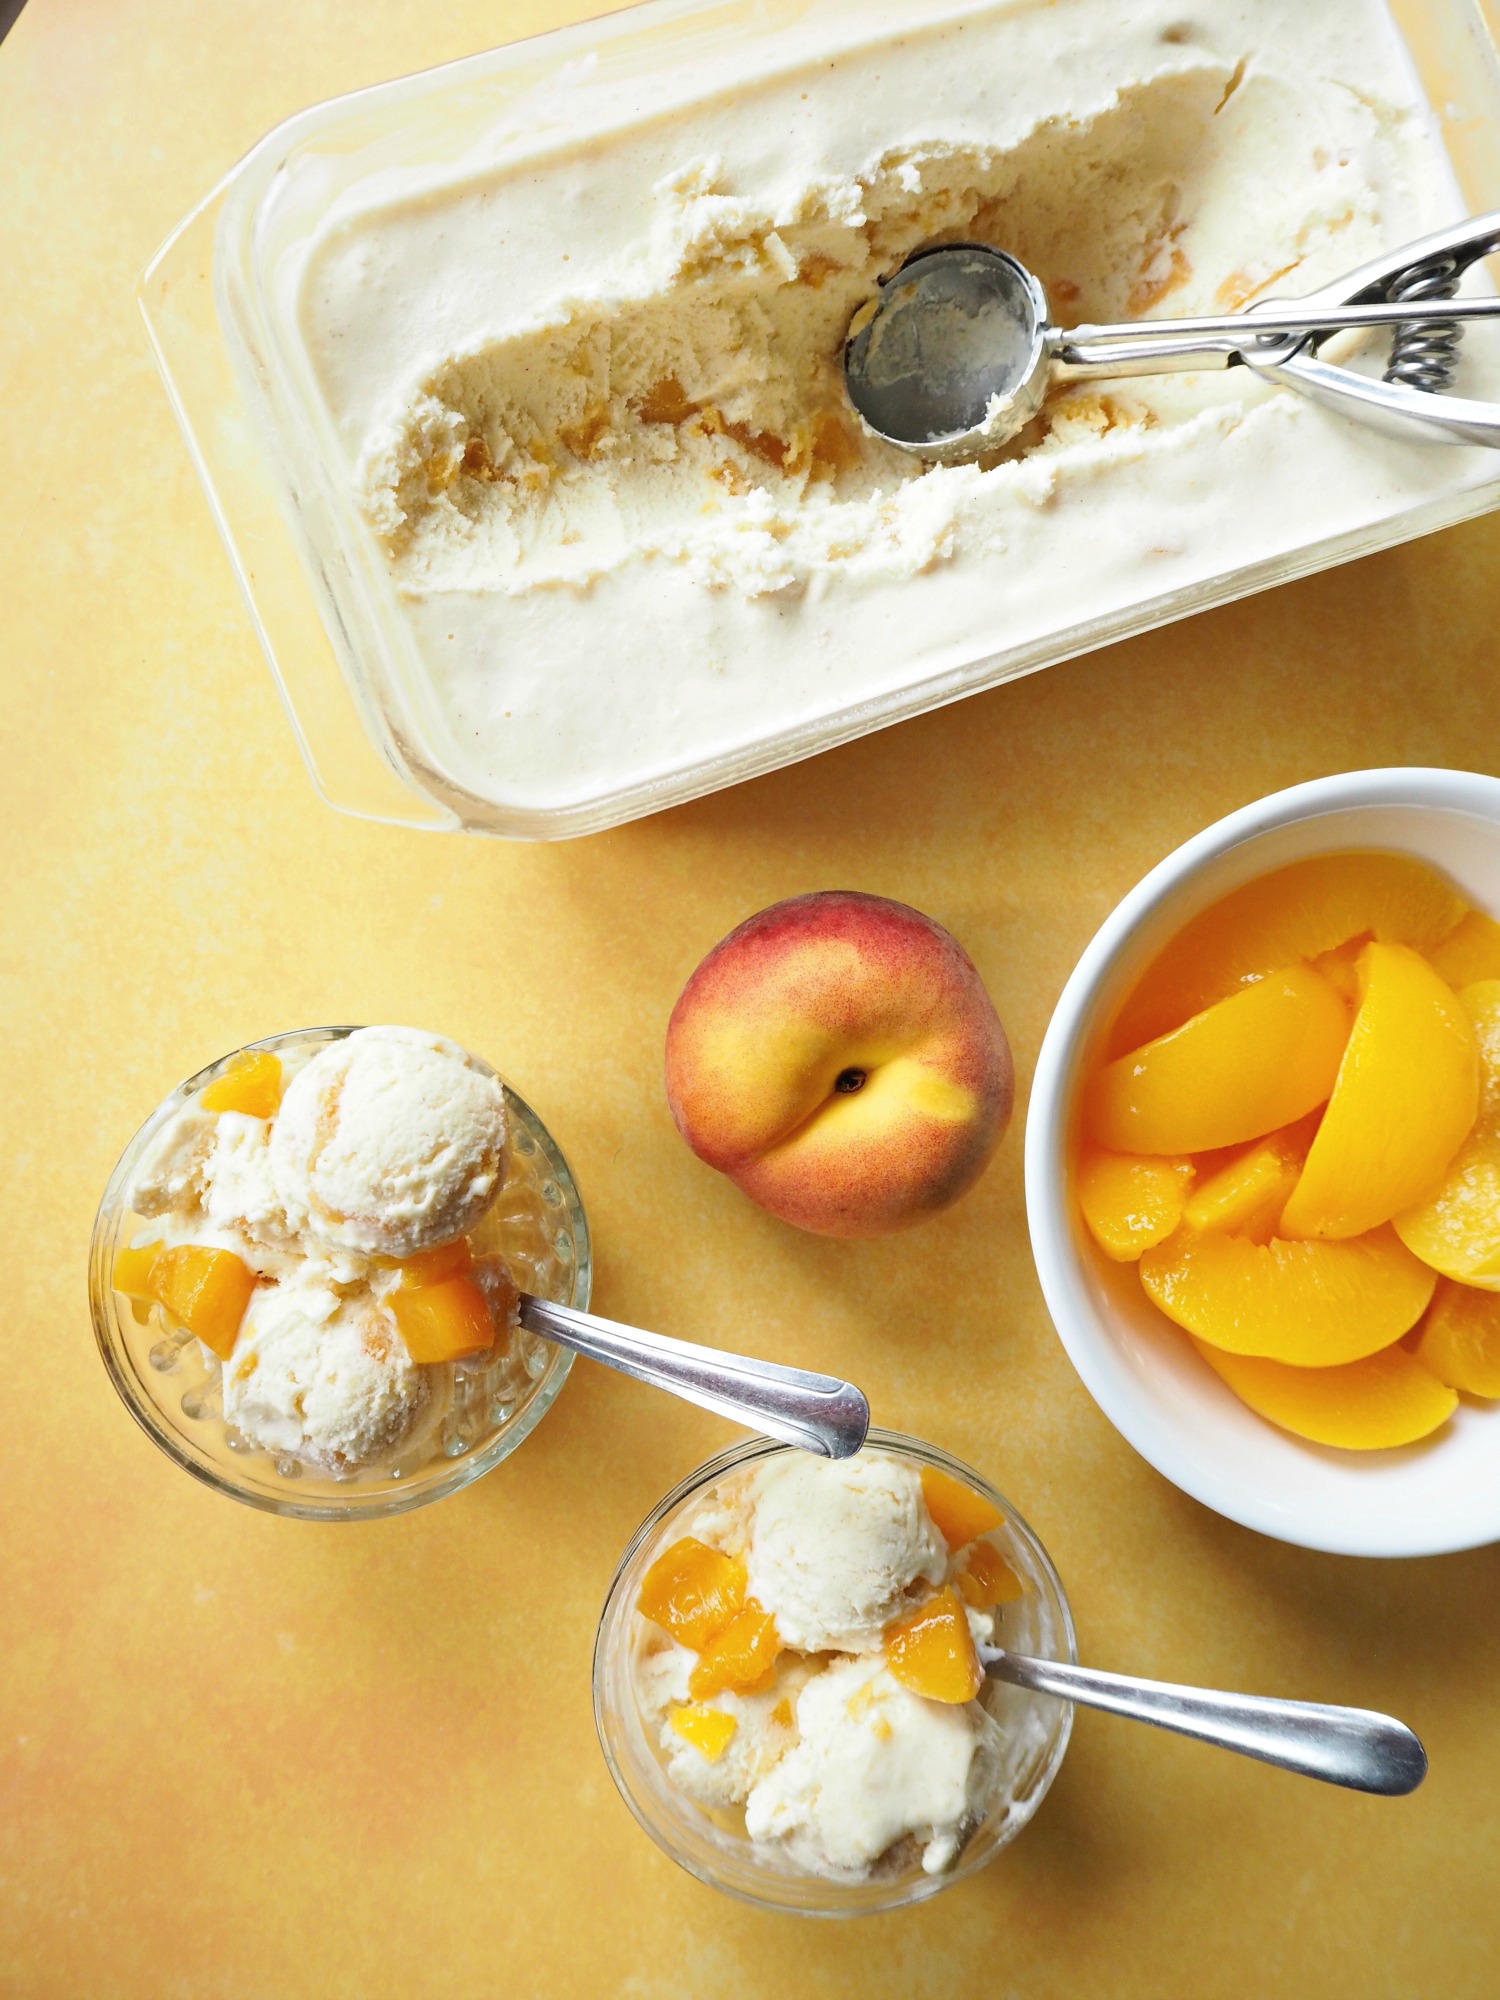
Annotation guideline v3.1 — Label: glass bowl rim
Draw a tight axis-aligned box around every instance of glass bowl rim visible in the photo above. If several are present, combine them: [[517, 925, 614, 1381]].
[[89, 1023, 589, 1521]]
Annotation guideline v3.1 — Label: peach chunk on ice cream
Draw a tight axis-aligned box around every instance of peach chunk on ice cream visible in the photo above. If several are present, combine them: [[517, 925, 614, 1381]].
[[665, 892, 1012, 1237]]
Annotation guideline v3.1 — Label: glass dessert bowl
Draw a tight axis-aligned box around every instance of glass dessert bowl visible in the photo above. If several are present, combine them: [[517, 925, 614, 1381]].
[[593, 1430, 1075, 1915], [90, 1026, 589, 1519]]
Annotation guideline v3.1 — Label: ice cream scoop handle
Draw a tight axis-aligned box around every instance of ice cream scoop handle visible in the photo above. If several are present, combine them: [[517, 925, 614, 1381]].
[[517, 1295, 870, 1459], [982, 1651, 1426, 1796]]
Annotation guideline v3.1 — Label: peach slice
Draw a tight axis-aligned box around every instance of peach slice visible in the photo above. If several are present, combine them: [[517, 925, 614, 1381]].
[[689, 1602, 781, 1700], [1194, 1339, 1457, 1449], [1394, 982, 1500, 1288], [1085, 967, 1349, 1155], [1394, 1121, 1500, 1289], [1109, 852, 1469, 1053], [1077, 1151, 1194, 1262], [1467, 979, 1500, 1122], [669, 1704, 738, 1761], [1182, 1129, 1309, 1242], [637, 1538, 747, 1651], [1139, 1224, 1435, 1364], [111, 1242, 163, 1300], [955, 1541, 1024, 1609], [1427, 910, 1500, 990], [201, 1050, 283, 1119], [920, 1466, 1003, 1550], [147, 1246, 256, 1359], [1413, 1280, 1500, 1398], [884, 1587, 983, 1704], [1280, 943, 1478, 1240], [388, 1274, 495, 1363]]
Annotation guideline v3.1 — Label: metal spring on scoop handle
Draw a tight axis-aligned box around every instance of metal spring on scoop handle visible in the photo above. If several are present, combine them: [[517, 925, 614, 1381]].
[[1384, 256, 1463, 391]]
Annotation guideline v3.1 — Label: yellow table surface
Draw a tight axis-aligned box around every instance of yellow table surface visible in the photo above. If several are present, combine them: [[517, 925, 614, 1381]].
[[5, 1, 1500, 1992]]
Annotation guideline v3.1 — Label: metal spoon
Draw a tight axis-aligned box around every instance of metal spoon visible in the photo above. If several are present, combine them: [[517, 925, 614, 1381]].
[[845, 219, 1500, 461], [518, 1294, 870, 1459], [982, 1646, 1427, 1795]]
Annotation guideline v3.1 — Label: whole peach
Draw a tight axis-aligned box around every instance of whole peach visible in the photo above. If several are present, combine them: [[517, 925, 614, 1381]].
[[665, 891, 1013, 1237]]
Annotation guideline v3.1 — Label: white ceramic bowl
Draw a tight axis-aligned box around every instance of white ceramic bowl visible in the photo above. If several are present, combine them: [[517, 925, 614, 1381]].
[[1026, 767, 1500, 1558]]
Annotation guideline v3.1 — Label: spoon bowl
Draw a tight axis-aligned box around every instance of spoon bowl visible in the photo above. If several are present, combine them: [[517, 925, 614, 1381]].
[[843, 242, 1050, 458]]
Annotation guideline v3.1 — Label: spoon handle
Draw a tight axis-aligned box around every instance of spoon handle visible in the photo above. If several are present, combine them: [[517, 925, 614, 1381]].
[[984, 1651, 1426, 1796], [518, 1295, 870, 1459]]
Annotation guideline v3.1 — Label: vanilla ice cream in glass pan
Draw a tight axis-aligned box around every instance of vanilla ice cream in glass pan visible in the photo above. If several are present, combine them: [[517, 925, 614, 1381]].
[[142, 0, 1500, 837]]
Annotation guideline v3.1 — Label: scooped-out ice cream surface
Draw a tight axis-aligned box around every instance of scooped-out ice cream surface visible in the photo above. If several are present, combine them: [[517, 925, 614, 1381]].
[[270, 1025, 506, 1259], [632, 1447, 1026, 1883], [283, 0, 1499, 818]]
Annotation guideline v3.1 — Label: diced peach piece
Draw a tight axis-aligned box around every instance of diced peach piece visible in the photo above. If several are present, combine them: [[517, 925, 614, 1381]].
[[884, 1587, 982, 1704], [1183, 1129, 1309, 1243], [1280, 943, 1478, 1240], [388, 1274, 494, 1363], [1413, 1280, 1500, 1398], [1077, 1151, 1194, 1262], [200, 1050, 283, 1119], [689, 1602, 780, 1700], [955, 1540, 1024, 1609], [1139, 1224, 1435, 1365], [1427, 910, 1500, 990], [1194, 1338, 1457, 1449], [669, 1704, 738, 1762], [635, 376, 698, 426], [1109, 852, 1469, 1053], [921, 1466, 1003, 1550], [637, 1538, 747, 1651], [393, 1238, 473, 1289], [147, 1246, 256, 1359], [111, 1242, 163, 1300], [1395, 982, 1500, 1288], [1086, 967, 1349, 1155]]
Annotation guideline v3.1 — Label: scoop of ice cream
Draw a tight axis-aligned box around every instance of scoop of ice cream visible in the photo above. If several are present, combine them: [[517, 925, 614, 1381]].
[[130, 1106, 217, 1217], [201, 1110, 304, 1253], [744, 1454, 946, 1653], [221, 1279, 437, 1471], [637, 1642, 810, 1810], [743, 1653, 1002, 1877], [269, 1026, 506, 1258]]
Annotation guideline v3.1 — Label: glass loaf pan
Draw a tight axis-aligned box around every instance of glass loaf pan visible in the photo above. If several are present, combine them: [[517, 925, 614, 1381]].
[[140, 0, 1500, 840]]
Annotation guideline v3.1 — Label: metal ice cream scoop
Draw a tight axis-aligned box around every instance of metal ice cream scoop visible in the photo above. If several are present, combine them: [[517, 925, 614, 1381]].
[[981, 1647, 1427, 1795], [844, 212, 1500, 461]]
